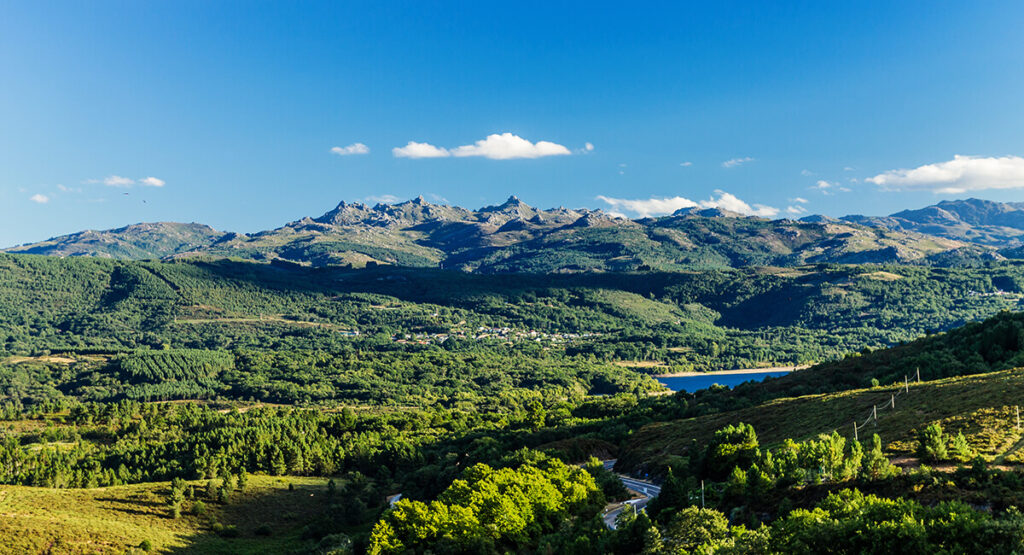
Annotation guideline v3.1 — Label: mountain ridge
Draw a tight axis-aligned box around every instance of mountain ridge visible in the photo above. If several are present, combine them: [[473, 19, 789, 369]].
[[6, 196, 1019, 272]]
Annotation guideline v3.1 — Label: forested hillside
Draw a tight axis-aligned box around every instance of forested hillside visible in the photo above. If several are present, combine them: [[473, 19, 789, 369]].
[[6, 299, 1024, 551], [3, 254, 1024, 413]]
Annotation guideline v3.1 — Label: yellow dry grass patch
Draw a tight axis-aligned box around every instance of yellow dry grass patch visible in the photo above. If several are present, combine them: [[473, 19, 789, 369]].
[[860, 271, 904, 281], [6, 355, 77, 365], [0, 475, 331, 554], [612, 360, 668, 369]]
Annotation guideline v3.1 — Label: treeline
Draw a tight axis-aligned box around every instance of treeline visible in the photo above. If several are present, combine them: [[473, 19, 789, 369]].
[[3, 254, 1024, 374], [1, 349, 661, 406]]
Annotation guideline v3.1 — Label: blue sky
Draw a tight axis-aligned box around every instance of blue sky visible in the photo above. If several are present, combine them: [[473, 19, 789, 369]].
[[2, 1, 1024, 246]]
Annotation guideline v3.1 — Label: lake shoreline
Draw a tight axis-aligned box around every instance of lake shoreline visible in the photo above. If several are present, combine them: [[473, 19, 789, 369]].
[[653, 365, 808, 378]]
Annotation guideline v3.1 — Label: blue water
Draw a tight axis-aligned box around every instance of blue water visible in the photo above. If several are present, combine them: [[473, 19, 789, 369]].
[[656, 371, 790, 393]]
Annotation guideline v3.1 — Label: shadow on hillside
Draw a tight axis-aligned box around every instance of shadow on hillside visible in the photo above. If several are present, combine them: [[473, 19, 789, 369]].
[[188, 257, 742, 307], [164, 480, 350, 555]]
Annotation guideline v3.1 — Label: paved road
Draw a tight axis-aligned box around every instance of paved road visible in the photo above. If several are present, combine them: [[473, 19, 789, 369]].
[[599, 459, 661, 530]]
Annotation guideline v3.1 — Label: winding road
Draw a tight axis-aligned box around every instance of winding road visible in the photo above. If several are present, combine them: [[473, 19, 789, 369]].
[[600, 459, 661, 530]]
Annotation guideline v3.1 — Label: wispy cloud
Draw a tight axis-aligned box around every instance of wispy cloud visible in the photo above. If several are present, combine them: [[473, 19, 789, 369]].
[[104, 175, 135, 187], [811, 180, 851, 195], [867, 155, 1024, 194], [791, 197, 809, 204], [722, 157, 754, 168], [331, 143, 370, 156], [596, 191, 778, 218], [85, 175, 166, 188], [801, 169, 815, 176], [392, 133, 573, 160], [786, 205, 807, 215], [365, 194, 400, 204], [680, 161, 693, 167], [30, 194, 49, 204]]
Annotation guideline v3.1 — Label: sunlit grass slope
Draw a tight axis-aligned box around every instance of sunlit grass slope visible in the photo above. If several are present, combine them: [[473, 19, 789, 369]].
[[0, 475, 330, 554]]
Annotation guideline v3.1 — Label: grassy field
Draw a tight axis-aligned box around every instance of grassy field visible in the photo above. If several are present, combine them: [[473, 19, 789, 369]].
[[620, 367, 1024, 470], [0, 475, 332, 554]]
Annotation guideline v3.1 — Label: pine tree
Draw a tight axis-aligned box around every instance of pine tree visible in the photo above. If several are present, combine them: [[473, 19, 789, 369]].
[[862, 434, 899, 480], [917, 423, 948, 462]]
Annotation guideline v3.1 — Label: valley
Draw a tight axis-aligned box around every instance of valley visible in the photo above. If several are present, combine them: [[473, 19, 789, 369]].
[[3, 242, 1024, 551]]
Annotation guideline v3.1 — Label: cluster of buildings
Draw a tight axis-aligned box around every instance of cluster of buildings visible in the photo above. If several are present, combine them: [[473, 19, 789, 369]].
[[392, 326, 599, 346]]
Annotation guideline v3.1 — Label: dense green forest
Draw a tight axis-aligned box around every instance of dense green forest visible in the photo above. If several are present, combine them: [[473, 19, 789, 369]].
[[6, 253, 1024, 552], [3, 253, 1023, 364]]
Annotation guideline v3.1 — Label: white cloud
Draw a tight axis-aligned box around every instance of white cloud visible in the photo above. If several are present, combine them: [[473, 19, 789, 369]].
[[791, 197, 809, 204], [722, 157, 754, 168], [786, 205, 807, 215], [365, 194, 400, 203], [392, 141, 451, 159], [104, 175, 135, 187], [451, 133, 571, 159], [331, 143, 370, 156], [30, 194, 49, 204], [843, 166, 855, 171], [139, 176, 165, 187], [57, 184, 82, 193], [596, 191, 778, 219], [680, 161, 693, 167], [712, 191, 779, 217], [596, 195, 697, 218], [801, 169, 814, 176], [866, 155, 1024, 194], [585, 142, 595, 151], [392, 133, 573, 160]]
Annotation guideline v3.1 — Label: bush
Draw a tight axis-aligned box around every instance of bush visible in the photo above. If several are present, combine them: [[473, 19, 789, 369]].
[[138, 539, 153, 552], [254, 523, 272, 536]]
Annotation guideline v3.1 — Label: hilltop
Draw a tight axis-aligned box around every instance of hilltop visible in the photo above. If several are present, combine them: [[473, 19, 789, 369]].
[[5, 196, 1010, 272], [3, 222, 226, 259], [837, 198, 1024, 246]]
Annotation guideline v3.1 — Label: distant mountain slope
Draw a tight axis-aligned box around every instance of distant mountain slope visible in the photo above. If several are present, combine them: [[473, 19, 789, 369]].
[[3, 222, 226, 259], [836, 198, 1024, 246], [3, 196, 1004, 271]]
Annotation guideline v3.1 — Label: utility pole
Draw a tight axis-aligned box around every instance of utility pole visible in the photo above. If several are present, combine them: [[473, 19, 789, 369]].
[[905, 376, 909, 394], [873, 405, 877, 426], [853, 421, 858, 442], [701, 480, 705, 508], [891, 394, 895, 409], [916, 367, 921, 383]]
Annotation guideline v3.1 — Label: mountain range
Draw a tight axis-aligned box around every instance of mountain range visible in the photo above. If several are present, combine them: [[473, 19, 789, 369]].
[[6, 196, 1024, 272]]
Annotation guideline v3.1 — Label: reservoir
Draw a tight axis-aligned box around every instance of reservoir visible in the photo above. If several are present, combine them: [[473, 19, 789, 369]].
[[656, 370, 792, 393]]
